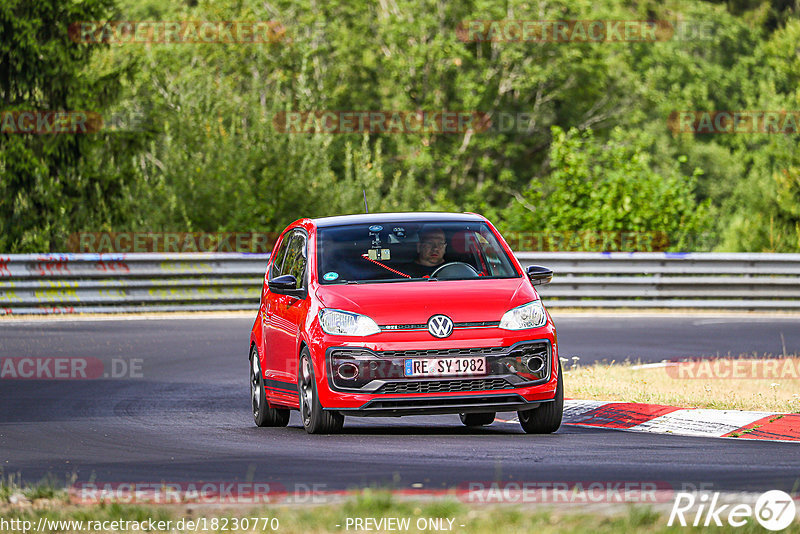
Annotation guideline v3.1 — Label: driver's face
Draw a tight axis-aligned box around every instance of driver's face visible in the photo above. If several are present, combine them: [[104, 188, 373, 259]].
[[417, 230, 447, 266]]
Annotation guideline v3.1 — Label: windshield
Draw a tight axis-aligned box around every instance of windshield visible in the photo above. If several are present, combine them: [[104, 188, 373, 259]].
[[317, 221, 520, 284]]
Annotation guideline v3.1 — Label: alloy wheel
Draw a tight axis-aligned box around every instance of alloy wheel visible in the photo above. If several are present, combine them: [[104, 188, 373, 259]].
[[251, 350, 261, 418], [300, 356, 314, 427]]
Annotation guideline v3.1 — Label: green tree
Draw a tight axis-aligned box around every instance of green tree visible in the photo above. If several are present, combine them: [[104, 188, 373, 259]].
[[503, 126, 712, 251], [5, 0, 798, 252], [0, 0, 142, 251], [714, 18, 800, 251]]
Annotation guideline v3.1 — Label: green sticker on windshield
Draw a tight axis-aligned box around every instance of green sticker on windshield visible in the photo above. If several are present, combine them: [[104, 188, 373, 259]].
[[323, 272, 339, 281]]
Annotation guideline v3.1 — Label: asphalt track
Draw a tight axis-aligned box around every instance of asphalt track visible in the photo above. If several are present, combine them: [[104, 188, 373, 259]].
[[1, 314, 799, 494]]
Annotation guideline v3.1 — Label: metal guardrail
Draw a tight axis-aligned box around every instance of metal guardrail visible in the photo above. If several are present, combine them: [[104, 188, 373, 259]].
[[518, 252, 800, 309], [0, 253, 265, 314], [0, 252, 799, 314]]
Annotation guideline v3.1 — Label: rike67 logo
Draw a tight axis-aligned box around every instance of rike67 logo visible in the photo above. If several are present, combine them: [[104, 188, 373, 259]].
[[669, 490, 797, 531]]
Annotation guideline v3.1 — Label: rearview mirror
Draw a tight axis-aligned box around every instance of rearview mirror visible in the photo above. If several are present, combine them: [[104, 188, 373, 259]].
[[268, 274, 307, 299], [526, 265, 553, 286]]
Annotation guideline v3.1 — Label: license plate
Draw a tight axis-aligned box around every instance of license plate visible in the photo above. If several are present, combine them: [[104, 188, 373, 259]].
[[404, 357, 486, 377]]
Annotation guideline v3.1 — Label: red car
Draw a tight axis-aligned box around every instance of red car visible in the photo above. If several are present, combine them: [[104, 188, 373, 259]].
[[249, 213, 562, 434]]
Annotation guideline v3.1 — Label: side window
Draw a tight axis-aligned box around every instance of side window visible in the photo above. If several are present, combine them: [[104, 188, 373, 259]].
[[283, 234, 307, 289], [270, 232, 293, 279]]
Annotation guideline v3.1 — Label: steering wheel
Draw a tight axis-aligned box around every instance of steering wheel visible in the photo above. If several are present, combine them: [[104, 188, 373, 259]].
[[430, 262, 480, 280]]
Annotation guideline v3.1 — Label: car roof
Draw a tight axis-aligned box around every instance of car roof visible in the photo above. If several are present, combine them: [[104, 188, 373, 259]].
[[312, 212, 486, 228]]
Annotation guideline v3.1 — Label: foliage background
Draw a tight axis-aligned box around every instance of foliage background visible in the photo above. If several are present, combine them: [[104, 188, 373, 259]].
[[1, 0, 799, 252]]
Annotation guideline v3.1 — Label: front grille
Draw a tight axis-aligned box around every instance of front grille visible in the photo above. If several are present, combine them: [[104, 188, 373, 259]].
[[378, 346, 508, 359], [377, 377, 513, 394], [380, 321, 500, 331], [360, 394, 529, 412]]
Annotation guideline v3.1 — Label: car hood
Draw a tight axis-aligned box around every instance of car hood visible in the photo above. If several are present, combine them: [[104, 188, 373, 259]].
[[315, 277, 538, 325]]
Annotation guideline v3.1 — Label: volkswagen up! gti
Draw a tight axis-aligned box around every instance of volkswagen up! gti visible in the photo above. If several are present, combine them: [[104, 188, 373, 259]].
[[249, 213, 562, 434]]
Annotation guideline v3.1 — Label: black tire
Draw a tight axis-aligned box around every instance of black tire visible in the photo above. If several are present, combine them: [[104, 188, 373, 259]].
[[518, 360, 563, 434], [459, 412, 496, 427], [298, 348, 344, 434], [250, 345, 290, 427]]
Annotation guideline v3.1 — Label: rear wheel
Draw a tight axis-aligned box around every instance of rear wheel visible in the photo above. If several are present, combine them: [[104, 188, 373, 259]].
[[250, 345, 290, 427], [518, 360, 563, 434], [298, 348, 344, 434], [459, 412, 496, 427]]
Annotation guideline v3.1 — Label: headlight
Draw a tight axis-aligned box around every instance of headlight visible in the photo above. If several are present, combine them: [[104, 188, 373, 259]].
[[318, 309, 381, 336], [499, 300, 547, 330]]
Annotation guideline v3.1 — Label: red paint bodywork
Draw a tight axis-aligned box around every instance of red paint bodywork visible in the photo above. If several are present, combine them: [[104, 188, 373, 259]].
[[249, 214, 559, 414]]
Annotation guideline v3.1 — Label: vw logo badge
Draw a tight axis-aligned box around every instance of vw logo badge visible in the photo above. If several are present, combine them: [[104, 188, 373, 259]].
[[427, 315, 454, 338]]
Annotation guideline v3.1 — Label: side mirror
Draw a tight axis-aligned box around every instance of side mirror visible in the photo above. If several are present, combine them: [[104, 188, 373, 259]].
[[526, 265, 553, 286], [268, 274, 307, 299]]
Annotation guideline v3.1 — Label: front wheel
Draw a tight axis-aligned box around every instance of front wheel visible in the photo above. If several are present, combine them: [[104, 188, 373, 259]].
[[518, 360, 563, 434], [250, 346, 290, 427], [298, 348, 344, 434]]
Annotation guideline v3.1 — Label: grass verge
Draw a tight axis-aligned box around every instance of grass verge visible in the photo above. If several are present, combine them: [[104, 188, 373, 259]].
[[564, 355, 800, 412]]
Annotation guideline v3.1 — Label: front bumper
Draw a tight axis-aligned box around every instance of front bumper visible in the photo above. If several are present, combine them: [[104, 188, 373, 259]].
[[336, 392, 553, 417], [311, 329, 560, 414], [326, 339, 551, 391]]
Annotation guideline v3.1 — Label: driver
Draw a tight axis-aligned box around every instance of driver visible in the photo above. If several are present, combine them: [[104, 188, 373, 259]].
[[399, 227, 447, 277]]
